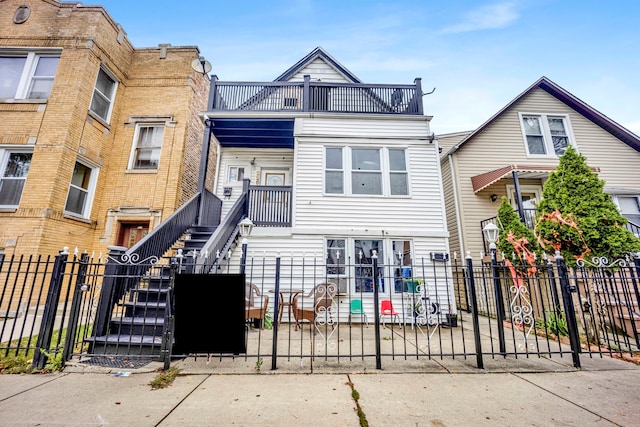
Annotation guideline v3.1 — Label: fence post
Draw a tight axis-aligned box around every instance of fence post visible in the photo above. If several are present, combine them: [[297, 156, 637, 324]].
[[466, 253, 484, 369], [92, 246, 127, 341], [62, 253, 90, 363], [555, 253, 581, 369], [491, 248, 506, 354], [271, 256, 281, 370], [162, 262, 178, 370], [33, 248, 69, 370], [372, 252, 382, 370]]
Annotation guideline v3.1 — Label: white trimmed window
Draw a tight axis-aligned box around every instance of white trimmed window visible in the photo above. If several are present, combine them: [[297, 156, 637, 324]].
[[0, 150, 32, 208], [325, 147, 343, 194], [618, 196, 640, 225], [227, 166, 245, 183], [64, 160, 98, 218], [324, 146, 409, 196], [0, 52, 60, 100], [90, 68, 117, 122], [520, 114, 573, 156], [130, 124, 164, 169]]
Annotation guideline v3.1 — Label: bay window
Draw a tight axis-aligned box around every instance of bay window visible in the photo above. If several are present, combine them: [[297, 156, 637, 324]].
[[90, 68, 117, 122], [0, 151, 32, 208], [65, 161, 97, 218]]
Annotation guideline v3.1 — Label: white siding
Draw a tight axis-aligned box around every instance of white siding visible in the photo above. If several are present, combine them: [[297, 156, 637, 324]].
[[286, 57, 352, 83], [216, 148, 294, 219], [294, 117, 446, 236]]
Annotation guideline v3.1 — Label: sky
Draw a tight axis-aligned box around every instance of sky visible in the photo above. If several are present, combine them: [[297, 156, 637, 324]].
[[97, 0, 640, 135]]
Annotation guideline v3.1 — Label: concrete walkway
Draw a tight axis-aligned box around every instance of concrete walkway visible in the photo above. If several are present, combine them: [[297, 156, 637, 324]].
[[1, 356, 639, 426]]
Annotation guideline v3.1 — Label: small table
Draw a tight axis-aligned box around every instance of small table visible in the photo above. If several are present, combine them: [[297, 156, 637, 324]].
[[269, 288, 303, 324]]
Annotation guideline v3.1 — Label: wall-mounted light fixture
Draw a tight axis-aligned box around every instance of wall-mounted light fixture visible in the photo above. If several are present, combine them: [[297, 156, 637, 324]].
[[490, 194, 498, 203]]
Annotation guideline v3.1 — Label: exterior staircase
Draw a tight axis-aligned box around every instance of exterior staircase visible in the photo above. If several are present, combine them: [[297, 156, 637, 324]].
[[594, 277, 640, 341], [88, 225, 218, 356]]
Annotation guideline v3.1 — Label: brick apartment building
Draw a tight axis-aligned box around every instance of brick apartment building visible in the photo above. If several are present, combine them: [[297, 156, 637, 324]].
[[0, 0, 212, 257]]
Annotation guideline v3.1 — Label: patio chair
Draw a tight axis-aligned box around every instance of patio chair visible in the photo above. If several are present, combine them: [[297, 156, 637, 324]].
[[292, 282, 338, 332], [381, 299, 400, 327], [245, 282, 269, 329], [349, 299, 368, 326]]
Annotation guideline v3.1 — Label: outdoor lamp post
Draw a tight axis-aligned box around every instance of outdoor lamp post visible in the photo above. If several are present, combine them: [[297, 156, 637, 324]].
[[483, 222, 506, 354], [239, 217, 254, 275]]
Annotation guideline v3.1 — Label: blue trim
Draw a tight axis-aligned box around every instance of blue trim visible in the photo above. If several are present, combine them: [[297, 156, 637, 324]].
[[211, 118, 294, 149]]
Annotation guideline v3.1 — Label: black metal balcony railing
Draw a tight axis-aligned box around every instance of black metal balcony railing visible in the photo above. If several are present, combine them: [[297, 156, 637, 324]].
[[248, 185, 292, 226], [210, 76, 424, 115]]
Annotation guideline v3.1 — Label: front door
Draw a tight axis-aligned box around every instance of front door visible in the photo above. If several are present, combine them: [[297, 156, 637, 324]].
[[507, 185, 541, 228], [117, 222, 149, 248]]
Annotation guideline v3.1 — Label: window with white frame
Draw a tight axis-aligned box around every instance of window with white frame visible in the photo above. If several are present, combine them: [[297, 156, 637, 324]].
[[0, 52, 60, 100], [389, 149, 408, 195], [618, 196, 640, 225], [90, 68, 117, 122], [227, 166, 245, 183], [325, 147, 343, 194], [130, 124, 164, 169], [64, 161, 97, 218], [0, 150, 32, 207], [352, 148, 382, 195], [324, 147, 408, 196], [520, 114, 572, 156]]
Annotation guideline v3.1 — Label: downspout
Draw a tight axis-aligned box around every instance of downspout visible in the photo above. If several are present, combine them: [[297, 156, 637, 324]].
[[449, 154, 465, 257]]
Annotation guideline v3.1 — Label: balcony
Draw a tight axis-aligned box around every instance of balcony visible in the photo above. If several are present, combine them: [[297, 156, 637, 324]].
[[210, 76, 424, 116]]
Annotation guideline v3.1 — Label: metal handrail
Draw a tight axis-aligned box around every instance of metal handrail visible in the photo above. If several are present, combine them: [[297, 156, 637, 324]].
[[211, 78, 423, 115]]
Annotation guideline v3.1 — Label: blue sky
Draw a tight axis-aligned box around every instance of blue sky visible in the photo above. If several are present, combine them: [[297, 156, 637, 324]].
[[99, 0, 639, 135]]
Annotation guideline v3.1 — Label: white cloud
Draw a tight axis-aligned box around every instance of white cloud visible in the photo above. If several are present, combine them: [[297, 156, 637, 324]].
[[440, 2, 519, 34]]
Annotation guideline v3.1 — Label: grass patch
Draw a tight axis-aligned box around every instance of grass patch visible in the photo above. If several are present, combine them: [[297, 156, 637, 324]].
[[150, 367, 180, 390], [346, 376, 368, 427]]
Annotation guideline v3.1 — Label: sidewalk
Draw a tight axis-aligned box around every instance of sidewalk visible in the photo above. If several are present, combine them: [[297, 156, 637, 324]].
[[1, 356, 639, 426]]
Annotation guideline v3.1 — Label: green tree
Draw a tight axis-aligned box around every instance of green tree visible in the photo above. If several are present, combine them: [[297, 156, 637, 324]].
[[535, 146, 640, 263], [496, 196, 540, 260]]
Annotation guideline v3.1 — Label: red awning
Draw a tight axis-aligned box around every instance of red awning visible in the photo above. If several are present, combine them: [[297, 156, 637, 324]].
[[471, 164, 558, 193]]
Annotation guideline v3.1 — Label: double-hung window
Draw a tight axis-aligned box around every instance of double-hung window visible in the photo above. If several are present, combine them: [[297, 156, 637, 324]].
[[0, 151, 32, 208], [618, 196, 640, 225], [325, 147, 344, 194], [130, 124, 164, 169], [0, 52, 60, 100], [352, 149, 382, 195], [325, 147, 409, 196], [520, 114, 572, 156], [90, 68, 117, 122], [64, 161, 98, 218]]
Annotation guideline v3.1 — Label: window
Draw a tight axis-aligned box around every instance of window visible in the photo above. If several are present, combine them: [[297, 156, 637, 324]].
[[0, 52, 60, 100], [326, 239, 346, 275], [352, 149, 382, 195], [325, 147, 343, 194], [389, 149, 408, 195], [618, 196, 640, 225], [0, 151, 32, 207], [65, 161, 97, 217], [130, 124, 164, 169], [227, 166, 245, 182], [392, 240, 412, 292], [354, 239, 384, 293], [90, 68, 117, 122], [324, 147, 409, 196], [521, 114, 572, 156]]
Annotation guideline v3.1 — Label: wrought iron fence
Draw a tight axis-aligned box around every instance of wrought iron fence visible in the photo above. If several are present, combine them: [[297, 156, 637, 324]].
[[2, 248, 638, 372]]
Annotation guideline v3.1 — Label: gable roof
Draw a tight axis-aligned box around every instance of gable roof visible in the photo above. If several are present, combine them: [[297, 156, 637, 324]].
[[446, 76, 640, 155], [273, 46, 362, 83]]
